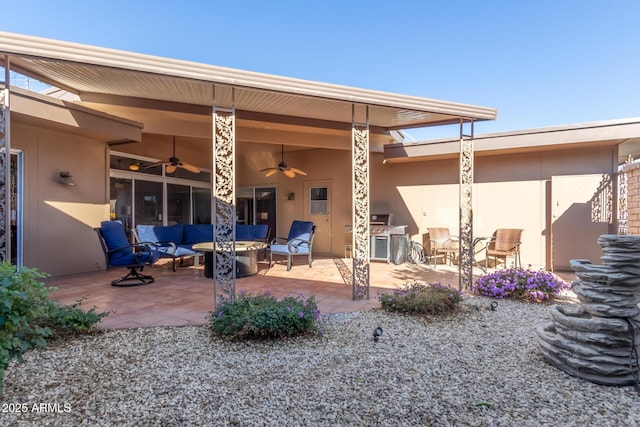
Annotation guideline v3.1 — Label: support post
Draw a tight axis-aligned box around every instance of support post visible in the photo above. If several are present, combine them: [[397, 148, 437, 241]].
[[212, 86, 236, 306], [0, 57, 11, 263], [459, 120, 474, 291], [352, 105, 370, 299]]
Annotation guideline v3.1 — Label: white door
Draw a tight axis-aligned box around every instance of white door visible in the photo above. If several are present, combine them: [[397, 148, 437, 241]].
[[551, 174, 612, 271], [303, 181, 332, 255]]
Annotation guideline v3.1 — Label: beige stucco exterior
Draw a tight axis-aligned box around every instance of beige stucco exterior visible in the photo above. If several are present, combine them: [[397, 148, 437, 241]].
[[3, 33, 638, 279], [9, 118, 626, 277]]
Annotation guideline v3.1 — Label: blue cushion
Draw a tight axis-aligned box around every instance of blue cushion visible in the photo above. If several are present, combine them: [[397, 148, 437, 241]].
[[287, 220, 314, 241], [236, 224, 269, 241], [270, 244, 310, 255], [175, 245, 200, 256], [137, 224, 183, 245], [183, 224, 214, 245], [109, 250, 158, 266], [101, 221, 131, 259]]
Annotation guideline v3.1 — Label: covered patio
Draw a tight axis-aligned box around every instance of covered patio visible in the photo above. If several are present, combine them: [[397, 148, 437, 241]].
[[0, 32, 498, 304], [46, 257, 465, 329]]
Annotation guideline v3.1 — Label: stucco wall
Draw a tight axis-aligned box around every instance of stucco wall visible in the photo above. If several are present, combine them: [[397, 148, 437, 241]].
[[238, 144, 615, 269], [13, 122, 109, 277]]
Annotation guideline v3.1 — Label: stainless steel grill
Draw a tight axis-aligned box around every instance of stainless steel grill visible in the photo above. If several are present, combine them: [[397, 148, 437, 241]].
[[346, 214, 407, 263]]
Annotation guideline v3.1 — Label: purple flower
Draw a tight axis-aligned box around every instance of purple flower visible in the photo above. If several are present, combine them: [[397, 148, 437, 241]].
[[298, 312, 305, 318], [286, 306, 291, 312]]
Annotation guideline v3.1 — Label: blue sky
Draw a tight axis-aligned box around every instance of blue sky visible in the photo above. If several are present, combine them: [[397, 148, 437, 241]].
[[3, 0, 639, 140]]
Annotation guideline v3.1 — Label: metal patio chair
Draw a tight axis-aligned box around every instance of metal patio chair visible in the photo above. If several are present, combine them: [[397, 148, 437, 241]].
[[269, 220, 315, 271], [485, 228, 523, 269], [95, 221, 159, 287], [425, 228, 459, 268]]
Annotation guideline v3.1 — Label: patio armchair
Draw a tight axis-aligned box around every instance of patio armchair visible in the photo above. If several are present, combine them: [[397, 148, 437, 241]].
[[424, 228, 459, 268], [95, 221, 160, 287], [485, 228, 523, 269], [269, 220, 315, 271]]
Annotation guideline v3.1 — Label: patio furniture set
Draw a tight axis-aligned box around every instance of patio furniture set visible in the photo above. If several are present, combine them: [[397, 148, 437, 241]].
[[419, 227, 523, 271], [95, 220, 315, 286]]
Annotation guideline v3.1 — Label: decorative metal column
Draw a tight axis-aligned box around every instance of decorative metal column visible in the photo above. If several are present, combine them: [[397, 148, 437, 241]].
[[352, 105, 370, 299], [212, 86, 236, 306], [459, 120, 474, 291], [0, 58, 11, 263]]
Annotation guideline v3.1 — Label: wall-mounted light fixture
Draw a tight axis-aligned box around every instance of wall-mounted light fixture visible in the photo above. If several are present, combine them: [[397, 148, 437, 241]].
[[287, 192, 295, 200], [58, 171, 76, 186]]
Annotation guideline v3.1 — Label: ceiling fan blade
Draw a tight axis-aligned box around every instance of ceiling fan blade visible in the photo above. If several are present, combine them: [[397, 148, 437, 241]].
[[289, 167, 307, 176], [166, 164, 177, 174], [264, 169, 278, 177], [284, 169, 296, 178], [181, 162, 201, 173]]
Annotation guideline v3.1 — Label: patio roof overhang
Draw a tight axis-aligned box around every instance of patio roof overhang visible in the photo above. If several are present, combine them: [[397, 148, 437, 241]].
[[0, 31, 497, 151], [384, 117, 640, 165]]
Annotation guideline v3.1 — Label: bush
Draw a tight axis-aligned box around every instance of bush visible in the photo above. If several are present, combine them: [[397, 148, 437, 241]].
[[472, 267, 569, 302], [210, 290, 320, 340], [0, 262, 108, 392], [40, 298, 108, 339], [377, 282, 463, 316], [0, 263, 52, 389]]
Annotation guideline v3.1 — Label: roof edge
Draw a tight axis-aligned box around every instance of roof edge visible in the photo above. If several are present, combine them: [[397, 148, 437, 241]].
[[0, 32, 497, 121]]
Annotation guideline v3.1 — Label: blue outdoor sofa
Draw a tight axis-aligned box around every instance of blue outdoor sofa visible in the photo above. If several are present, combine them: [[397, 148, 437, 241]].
[[134, 223, 270, 271]]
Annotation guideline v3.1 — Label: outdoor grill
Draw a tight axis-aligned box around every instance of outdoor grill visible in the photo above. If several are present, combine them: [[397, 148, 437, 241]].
[[345, 214, 408, 263]]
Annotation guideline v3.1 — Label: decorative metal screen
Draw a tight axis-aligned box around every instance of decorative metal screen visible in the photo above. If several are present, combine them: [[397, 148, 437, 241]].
[[212, 88, 236, 306], [352, 105, 370, 300], [0, 77, 9, 263], [459, 121, 474, 291], [589, 174, 613, 224]]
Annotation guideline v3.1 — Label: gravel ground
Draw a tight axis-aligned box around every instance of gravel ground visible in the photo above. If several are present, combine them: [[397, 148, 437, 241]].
[[1, 297, 639, 426]]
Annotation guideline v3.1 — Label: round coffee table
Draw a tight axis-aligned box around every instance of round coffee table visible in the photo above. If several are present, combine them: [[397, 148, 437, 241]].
[[192, 241, 268, 278]]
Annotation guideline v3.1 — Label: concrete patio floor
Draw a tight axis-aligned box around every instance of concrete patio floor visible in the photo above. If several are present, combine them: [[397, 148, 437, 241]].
[[45, 257, 576, 329]]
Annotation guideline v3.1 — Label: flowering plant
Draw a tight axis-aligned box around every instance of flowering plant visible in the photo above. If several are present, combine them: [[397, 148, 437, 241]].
[[210, 290, 320, 340], [472, 267, 569, 302], [378, 281, 463, 315]]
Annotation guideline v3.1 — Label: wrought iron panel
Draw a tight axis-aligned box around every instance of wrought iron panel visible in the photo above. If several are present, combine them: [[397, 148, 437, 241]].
[[0, 84, 8, 263], [459, 127, 474, 291], [212, 91, 236, 306], [352, 106, 370, 300]]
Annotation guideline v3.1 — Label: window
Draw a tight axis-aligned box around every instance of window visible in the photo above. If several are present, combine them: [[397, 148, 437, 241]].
[[109, 152, 212, 231], [309, 186, 328, 215]]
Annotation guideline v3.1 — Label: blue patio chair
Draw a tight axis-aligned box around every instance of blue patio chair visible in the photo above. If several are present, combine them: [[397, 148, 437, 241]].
[[95, 221, 160, 287], [269, 220, 315, 271]]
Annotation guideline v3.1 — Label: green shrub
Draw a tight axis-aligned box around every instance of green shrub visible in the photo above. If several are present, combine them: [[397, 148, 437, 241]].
[[0, 262, 108, 392], [40, 298, 108, 338], [210, 290, 320, 340], [0, 263, 53, 388], [378, 282, 463, 316]]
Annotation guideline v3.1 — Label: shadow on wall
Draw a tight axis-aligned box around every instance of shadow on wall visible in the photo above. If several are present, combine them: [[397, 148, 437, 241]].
[[549, 202, 610, 271]]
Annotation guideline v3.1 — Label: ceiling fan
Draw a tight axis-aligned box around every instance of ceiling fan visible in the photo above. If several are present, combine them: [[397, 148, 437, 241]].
[[259, 145, 307, 178], [145, 136, 200, 174]]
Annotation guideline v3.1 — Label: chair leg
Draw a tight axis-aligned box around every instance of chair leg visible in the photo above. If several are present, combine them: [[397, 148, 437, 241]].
[[308, 254, 313, 268], [286, 255, 292, 271], [111, 266, 154, 287]]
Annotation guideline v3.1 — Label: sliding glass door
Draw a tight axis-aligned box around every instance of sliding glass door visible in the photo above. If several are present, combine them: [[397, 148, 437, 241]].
[[237, 187, 277, 237]]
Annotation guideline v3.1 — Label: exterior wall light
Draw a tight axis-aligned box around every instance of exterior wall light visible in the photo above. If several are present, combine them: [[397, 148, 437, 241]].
[[59, 171, 76, 186]]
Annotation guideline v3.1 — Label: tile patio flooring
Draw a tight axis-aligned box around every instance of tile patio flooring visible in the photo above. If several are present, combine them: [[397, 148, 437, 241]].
[[45, 257, 576, 330]]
